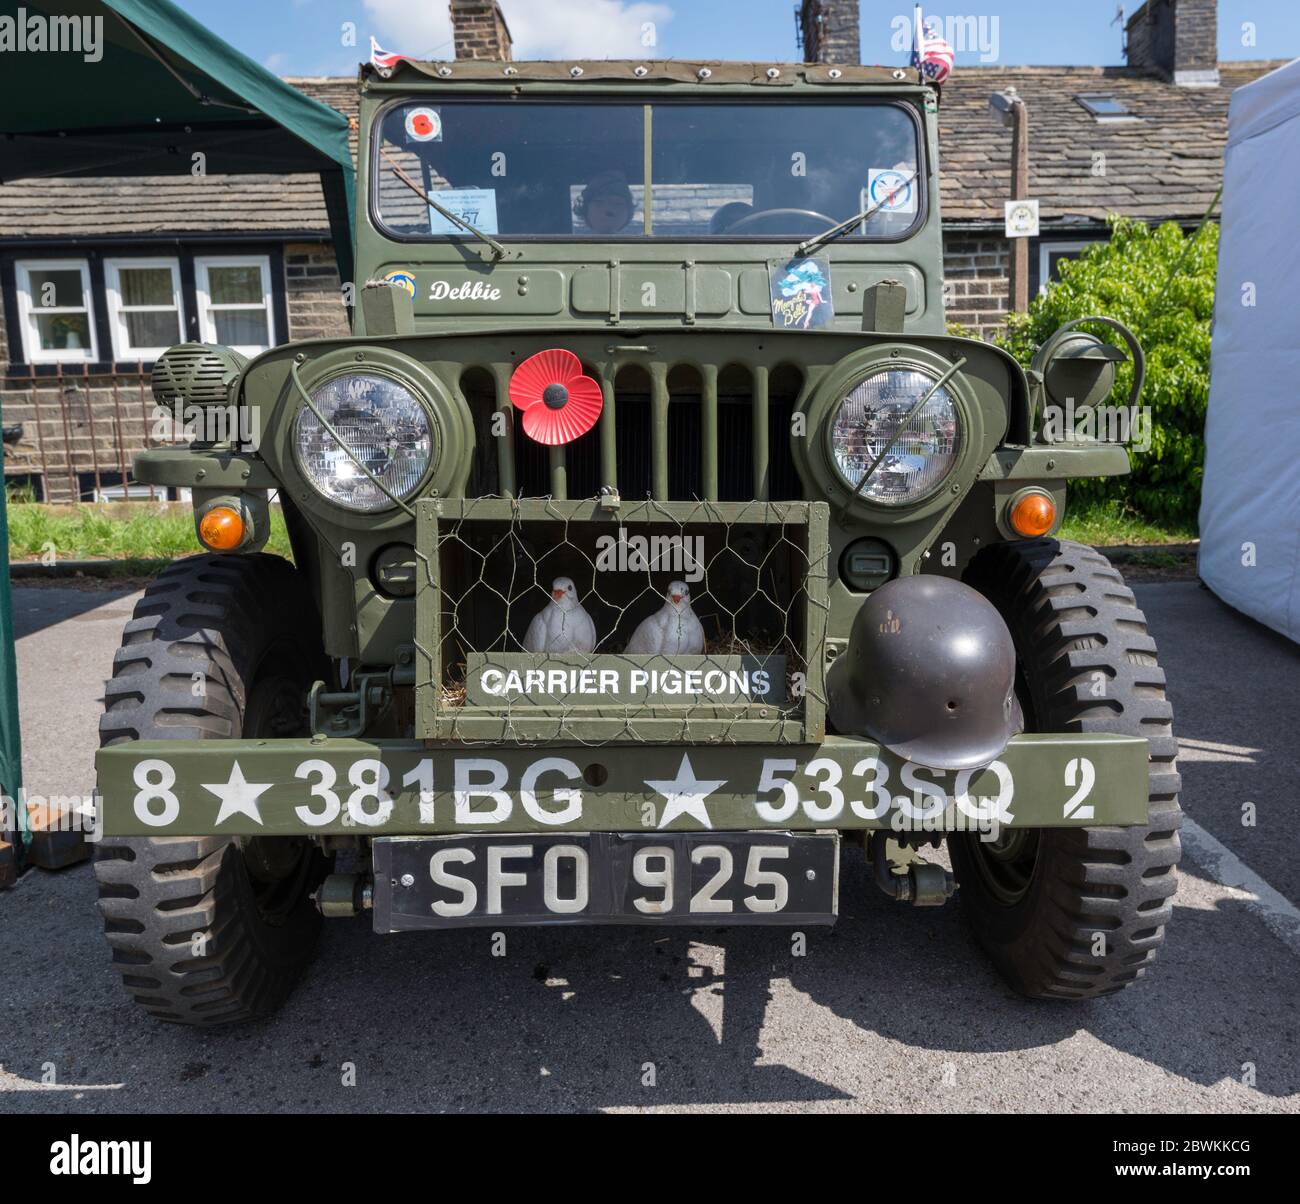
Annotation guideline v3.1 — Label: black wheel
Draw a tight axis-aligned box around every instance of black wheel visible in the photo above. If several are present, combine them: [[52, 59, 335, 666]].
[[94, 554, 330, 1026], [951, 539, 1182, 999]]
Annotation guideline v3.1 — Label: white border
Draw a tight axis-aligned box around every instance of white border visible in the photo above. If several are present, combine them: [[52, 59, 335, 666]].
[[14, 258, 98, 364], [104, 257, 183, 361], [194, 255, 274, 356]]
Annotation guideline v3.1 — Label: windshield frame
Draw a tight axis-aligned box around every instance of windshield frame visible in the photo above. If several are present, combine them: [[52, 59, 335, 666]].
[[367, 94, 930, 246]]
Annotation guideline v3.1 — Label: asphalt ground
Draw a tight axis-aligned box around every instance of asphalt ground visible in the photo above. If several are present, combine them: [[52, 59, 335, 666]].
[[1, 575, 1298, 1113]]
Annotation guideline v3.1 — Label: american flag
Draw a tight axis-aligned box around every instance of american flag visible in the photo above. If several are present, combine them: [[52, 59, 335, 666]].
[[911, 7, 955, 85], [369, 36, 409, 74]]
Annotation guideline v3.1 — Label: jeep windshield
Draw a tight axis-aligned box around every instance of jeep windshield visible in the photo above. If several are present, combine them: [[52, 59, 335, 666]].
[[373, 99, 924, 241]]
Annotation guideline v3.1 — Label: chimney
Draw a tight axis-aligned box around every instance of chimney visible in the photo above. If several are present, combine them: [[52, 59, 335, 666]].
[[449, 0, 513, 61], [1125, 0, 1219, 87], [799, 0, 860, 65]]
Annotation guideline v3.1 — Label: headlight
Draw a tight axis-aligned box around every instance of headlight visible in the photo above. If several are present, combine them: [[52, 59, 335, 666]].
[[830, 369, 962, 506], [294, 373, 432, 512]]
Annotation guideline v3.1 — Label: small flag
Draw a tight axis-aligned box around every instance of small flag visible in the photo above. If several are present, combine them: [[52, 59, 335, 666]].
[[911, 6, 955, 85], [370, 36, 410, 74]]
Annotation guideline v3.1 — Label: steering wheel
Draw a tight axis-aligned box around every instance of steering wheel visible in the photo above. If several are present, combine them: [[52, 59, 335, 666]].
[[724, 207, 839, 236]]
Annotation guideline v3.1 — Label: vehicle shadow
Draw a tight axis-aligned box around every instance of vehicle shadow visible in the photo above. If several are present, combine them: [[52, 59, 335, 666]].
[[1, 841, 1295, 1112], [239, 847, 1300, 1110], [9, 584, 140, 640]]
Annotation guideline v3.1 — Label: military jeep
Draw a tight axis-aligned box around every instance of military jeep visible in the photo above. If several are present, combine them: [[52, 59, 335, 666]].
[[93, 58, 1180, 1025]]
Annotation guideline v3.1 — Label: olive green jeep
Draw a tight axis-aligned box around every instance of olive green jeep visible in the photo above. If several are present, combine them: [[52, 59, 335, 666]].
[[93, 58, 1180, 1025]]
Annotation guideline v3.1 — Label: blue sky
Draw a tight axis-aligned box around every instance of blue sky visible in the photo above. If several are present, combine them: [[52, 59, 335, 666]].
[[174, 0, 1300, 78]]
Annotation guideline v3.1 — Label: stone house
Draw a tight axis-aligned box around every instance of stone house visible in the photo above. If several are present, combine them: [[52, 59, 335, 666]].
[[799, 0, 1285, 335], [0, 75, 355, 502], [0, 0, 1283, 500]]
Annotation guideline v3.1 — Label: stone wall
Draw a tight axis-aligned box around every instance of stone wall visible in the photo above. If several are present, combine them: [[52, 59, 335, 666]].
[[285, 242, 349, 341], [2, 240, 349, 502], [942, 234, 1011, 337], [1, 367, 158, 502]]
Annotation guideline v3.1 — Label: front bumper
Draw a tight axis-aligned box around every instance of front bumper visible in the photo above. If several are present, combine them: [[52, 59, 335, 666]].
[[95, 732, 1148, 837]]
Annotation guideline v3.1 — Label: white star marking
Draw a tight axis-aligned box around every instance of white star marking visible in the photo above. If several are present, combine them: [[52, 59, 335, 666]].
[[644, 754, 726, 830], [203, 761, 272, 827]]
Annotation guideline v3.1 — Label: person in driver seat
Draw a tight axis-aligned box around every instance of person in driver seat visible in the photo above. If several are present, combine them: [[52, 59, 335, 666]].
[[575, 171, 635, 234]]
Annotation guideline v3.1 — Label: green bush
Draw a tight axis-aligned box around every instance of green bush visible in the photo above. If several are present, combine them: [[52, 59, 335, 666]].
[[997, 217, 1217, 527]]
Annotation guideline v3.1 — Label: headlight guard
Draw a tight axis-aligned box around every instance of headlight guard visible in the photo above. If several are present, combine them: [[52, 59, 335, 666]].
[[795, 345, 985, 522], [266, 346, 475, 528], [294, 371, 433, 512], [828, 367, 963, 507]]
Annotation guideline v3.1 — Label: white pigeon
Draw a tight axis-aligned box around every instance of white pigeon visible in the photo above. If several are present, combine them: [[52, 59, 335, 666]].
[[523, 577, 597, 653], [625, 581, 706, 655]]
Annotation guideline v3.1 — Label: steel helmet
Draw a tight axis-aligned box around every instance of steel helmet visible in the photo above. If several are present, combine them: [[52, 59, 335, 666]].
[[826, 574, 1023, 771]]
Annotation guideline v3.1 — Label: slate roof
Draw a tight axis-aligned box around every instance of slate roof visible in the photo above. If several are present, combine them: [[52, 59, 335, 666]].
[[0, 78, 357, 241], [937, 62, 1286, 229], [0, 64, 1287, 241]]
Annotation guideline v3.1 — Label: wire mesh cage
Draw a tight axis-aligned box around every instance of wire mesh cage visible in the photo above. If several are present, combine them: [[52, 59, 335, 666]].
[[414, 496, 829, 745]]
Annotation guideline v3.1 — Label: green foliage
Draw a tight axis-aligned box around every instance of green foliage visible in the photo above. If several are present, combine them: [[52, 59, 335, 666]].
[[6, 502, 293, 562], [998, 217, 1217, 526], [1057, 497, 1198, 547]]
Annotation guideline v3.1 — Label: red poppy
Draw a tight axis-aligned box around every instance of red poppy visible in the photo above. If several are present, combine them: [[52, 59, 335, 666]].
[[508, 348, 603, 445]]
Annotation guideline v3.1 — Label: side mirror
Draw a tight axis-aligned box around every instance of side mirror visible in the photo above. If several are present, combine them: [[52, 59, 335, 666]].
[[1030, 316, 1144, 430]]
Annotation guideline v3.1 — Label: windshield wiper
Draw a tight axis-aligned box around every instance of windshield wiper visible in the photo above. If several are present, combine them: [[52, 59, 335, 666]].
[[793, 170, 920, 259], [381, 147, 508, 262]]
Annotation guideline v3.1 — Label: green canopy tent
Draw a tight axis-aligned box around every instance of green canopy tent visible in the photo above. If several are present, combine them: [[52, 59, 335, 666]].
[[0, 0, 357, 874], [0, 0, 356, 280]]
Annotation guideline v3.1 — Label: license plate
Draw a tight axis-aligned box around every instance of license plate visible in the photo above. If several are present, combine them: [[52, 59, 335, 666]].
[[372, 832, 839, 931]]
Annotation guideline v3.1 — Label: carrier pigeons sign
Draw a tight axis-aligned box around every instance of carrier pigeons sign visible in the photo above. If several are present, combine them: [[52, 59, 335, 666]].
[[466, 653, 785, 706]]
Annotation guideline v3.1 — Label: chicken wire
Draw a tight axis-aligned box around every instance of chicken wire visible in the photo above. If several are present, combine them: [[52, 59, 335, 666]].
[[413, 496, 830, 745]]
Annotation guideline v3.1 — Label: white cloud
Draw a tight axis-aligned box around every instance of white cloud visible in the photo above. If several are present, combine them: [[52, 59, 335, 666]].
[[500, 0, 674, 60], [363, 0, 673, 62], [363, 0, 455, 60]]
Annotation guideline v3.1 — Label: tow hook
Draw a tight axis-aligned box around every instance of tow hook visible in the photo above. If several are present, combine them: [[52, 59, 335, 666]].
[[869, 832, 956, 907], [315, 873, 374, 917]]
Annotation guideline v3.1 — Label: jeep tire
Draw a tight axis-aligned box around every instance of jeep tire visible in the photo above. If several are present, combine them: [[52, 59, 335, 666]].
[[94, 554, 330, 1025], [951, 539, 1182, 999]]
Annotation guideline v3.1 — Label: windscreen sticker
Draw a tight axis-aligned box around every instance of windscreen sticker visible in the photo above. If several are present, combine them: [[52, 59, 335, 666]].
[[865, 168, 917, 215], [769, 257, 834, 330], [428, 188, 499, 236], [405, 106, 442, 142]]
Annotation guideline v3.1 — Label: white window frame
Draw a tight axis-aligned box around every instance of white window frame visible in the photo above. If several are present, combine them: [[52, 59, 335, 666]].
[[104, 257, 184, 361], [1038, 240, 1094, 294], [194, 255, 275, 356], [14, 258, 99, 364]]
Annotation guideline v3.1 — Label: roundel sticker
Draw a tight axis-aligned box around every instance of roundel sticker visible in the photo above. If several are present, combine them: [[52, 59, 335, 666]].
[[405, 106, 442, 143], [866, 168, 916, 214], [380, 270, 417, 299]]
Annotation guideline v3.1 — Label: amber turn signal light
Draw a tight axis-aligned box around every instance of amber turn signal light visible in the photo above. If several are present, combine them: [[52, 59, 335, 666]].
[[1008, 491, 1057, 538], [198, 506, 247, 551]]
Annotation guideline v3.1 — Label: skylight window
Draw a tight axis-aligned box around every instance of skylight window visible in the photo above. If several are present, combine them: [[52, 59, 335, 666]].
[[1076, 94, 1139, 121]]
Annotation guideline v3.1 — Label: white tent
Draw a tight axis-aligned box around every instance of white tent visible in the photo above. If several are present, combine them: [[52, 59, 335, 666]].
[[1199, 58, 1300, 642]]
